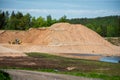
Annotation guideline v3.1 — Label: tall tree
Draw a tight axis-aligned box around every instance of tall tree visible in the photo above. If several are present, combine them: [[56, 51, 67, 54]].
[[117, 16, 120, 36], [59, 15, 67, 22], [46, 15, 52, 26], [31, 17, 37, 27], [16, 11, 23, 19], [11, 11, 15, 18], [36, 16, 46, 28], [19, 13, 31, 30], [0, 11, 5, 29]]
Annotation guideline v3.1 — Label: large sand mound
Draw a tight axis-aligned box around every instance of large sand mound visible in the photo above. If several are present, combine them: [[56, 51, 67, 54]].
[[0, 23, 120, 56]]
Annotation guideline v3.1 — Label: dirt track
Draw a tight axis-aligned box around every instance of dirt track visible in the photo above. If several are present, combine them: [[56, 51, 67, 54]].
[[4, 69, 101, 80]]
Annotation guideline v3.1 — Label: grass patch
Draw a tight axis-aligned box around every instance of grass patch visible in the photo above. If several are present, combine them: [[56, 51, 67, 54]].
[[26, 52, 62, 59], [0, 70, 11, 80]]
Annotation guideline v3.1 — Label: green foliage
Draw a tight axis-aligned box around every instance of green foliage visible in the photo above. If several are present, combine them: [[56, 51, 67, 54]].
[[67, 16, 120, 37], [35, 16, 46, 28], [0, 11, 6, 29], [0, 70, 11, 80], [46, 15, 52, 26], [26, 52, 68, 60], [59, 15, 67, 22], [1, 11, 32, 30]]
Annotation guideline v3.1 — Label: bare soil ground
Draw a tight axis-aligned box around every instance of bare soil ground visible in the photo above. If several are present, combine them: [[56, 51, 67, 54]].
[[0, 56, 99, 70]]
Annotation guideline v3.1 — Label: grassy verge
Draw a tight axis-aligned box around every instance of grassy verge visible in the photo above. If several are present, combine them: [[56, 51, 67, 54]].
[[1, 52, 120, 80], [0, 70, 11, 80]]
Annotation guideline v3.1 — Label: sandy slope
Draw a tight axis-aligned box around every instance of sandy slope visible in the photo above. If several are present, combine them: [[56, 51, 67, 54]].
[[0, 23, 120, 57]]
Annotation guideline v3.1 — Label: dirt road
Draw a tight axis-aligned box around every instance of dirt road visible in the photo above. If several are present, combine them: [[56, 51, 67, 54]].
[[4, 69, 101, 80]]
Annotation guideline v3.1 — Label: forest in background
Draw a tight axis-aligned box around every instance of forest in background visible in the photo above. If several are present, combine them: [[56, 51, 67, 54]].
[[0, 10, 120, 37]]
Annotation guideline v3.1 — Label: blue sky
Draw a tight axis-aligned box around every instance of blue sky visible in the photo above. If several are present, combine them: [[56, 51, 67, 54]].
[[0, 0, 120, 19]]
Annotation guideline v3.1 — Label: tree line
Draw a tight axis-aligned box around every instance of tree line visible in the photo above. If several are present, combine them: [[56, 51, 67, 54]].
[[0, 10, 120, 37], [67, 16, 120, 37]]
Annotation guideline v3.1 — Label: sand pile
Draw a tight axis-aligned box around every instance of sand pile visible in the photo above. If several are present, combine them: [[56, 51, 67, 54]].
[[34, 23, 111, 45], [0, 23, 120, 56]]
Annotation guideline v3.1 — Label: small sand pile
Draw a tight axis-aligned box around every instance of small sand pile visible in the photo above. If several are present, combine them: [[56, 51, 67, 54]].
[[0, 23, 120, 56]]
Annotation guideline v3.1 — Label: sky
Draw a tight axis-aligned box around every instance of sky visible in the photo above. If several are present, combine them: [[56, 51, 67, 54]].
[[0, 0, 120, 19]]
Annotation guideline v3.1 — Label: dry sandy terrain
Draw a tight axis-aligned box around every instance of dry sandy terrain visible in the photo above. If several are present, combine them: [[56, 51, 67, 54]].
[[0, 45, 26, 57], [0, 23, 120, 57], [4, 69, 101, 80]]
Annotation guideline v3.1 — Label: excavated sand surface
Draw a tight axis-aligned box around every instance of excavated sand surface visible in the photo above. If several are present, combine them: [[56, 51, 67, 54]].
[[0, 45, 26, 57], [0, 23, 120, 57]]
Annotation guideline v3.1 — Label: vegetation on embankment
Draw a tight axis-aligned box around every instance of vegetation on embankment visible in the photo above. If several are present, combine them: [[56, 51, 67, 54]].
[[0, 52, 120, 80], [105, 37, 120, 46], [0, 70, 11, 80]]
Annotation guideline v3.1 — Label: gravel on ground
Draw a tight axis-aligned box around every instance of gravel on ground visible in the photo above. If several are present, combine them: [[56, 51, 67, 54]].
[[4, 69, 102, 80]]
